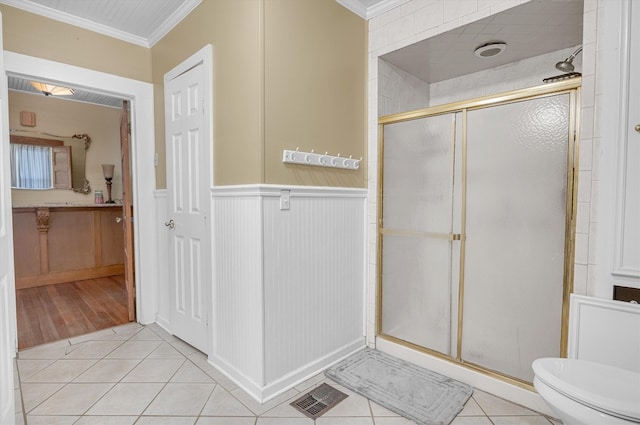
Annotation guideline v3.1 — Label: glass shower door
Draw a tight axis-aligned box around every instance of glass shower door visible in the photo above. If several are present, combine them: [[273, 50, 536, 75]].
[[378, 83, 578, 385], [380, 113, 462, 357], [461, 94, 571, 382]]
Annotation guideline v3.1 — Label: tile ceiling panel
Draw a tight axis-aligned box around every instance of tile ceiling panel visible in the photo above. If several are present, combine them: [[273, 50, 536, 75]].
[[381, 0, 584, 84]]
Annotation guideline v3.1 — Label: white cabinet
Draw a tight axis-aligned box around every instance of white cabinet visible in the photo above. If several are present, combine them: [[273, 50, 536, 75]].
[[595, 0, 640, 295], [612, 1, 640, 279]]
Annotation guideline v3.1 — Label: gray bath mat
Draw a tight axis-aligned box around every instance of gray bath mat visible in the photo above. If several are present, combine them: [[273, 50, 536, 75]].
[[325, 348, 473, 425]]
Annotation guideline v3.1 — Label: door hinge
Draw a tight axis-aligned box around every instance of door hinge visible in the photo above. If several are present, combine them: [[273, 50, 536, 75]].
[[127, 123, 131, 135]]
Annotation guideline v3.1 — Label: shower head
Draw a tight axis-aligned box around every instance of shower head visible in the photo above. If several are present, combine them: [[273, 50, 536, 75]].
[[555, 46, 583, 72], [555, 59, 575, 72]]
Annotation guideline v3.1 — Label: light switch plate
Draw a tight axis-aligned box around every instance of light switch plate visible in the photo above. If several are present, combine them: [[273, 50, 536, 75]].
[[280, 189, 290, 210]]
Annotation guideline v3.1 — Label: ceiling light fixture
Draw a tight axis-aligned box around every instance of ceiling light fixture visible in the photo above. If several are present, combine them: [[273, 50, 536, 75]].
[[474, 42, 507, 58], [30, 81, 75, 96]]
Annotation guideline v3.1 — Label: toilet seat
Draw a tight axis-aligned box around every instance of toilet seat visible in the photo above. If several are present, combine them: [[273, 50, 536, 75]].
[[532, 358, 640, 422]]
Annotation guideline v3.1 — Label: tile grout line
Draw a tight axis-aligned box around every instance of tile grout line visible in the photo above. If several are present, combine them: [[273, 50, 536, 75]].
[[20, 323, 145, 422], [111, 325, 185, 422], [20, 323, 556, 425], [70, 324, 147, 419]]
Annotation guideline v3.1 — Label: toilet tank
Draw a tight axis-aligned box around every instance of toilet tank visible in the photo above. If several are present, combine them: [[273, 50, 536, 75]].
[[568, 294, 640, 373]]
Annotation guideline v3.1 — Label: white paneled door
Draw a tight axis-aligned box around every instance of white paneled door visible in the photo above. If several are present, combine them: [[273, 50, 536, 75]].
[[164, 49, 212, 354], [0, 11, 17, 424]]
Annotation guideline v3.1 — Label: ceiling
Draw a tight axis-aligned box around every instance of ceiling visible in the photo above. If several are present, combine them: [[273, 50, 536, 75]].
[[0, 0, 201, 47], [0, 0, 394, 45], [8, 76, 125, 108], [4, 0, 583, 106], [382, 0, 584, 84]]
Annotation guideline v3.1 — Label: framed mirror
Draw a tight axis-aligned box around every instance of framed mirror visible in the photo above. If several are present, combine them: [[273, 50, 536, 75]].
[[9, 133, 92, 194]]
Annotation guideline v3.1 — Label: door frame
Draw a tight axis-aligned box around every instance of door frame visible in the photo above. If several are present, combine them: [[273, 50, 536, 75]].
[[163, 44, 214, 354], [3, 52, 158, 351], [0, 12, 16, 423], [120, 100, 136, 321]]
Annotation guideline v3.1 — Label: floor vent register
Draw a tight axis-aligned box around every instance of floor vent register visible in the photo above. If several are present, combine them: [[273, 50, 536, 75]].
[[290, 383, 348, 419]]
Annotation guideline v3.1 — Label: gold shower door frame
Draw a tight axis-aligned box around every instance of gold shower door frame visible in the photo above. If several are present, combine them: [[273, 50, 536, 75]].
[[376, 79, 581, 389]]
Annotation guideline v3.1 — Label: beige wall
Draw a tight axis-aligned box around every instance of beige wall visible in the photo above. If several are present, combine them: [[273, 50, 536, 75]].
[[152, 0, 367, 188], [0, 4, 152, 82], [2, 0, 367, 189], [264, 0, 366, 187], [151, 0, 264, 188], [9, 91, 122, 205]]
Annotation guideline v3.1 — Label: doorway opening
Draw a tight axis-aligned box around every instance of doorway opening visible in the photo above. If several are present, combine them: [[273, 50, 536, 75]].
[[3, 51, 157, 354], [8, 79, 135, 349]]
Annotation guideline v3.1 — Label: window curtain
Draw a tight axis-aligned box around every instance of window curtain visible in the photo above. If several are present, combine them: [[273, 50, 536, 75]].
[[10, 144, 53, 189]]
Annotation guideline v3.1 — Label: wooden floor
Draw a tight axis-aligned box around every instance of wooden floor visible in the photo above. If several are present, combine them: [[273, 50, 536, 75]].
[[16, 275, 130, 350]]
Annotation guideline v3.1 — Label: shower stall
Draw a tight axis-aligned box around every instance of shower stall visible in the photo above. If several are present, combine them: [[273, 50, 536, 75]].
[[377, 80, 580, 385]]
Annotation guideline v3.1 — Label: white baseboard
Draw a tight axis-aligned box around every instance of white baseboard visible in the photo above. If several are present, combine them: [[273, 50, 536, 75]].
[[209, 338, 365, 404], [155, 315, 170, 333]]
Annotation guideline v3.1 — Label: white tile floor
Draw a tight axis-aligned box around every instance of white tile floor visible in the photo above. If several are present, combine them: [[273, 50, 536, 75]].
[[14, 323, 562, 425]]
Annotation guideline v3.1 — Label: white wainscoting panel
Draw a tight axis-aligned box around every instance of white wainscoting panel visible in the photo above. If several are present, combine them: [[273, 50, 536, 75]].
[[568, 294, 640, 373], [154, 190, 170, 330], [210, 191, 265, 397], [262, 189, 366, 386], [209, 185, 367, 403]]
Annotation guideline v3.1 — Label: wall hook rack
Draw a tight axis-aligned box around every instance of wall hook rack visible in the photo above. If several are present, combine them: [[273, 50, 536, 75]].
[[282, 148, 361, 170]]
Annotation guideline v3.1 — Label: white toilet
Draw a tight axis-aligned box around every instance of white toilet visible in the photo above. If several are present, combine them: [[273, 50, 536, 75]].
[[532, 357, 640, 425]]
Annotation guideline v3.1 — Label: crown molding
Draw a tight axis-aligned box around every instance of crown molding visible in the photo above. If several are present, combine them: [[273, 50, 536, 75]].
[[0, 0, 149, 47], [147, 0, 201, 47], [335, 0, 409, 20], [0, 0, 201, 48]]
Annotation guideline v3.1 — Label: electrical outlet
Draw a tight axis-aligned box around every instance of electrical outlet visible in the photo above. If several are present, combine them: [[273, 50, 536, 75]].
[[280, 189, 290, 210]]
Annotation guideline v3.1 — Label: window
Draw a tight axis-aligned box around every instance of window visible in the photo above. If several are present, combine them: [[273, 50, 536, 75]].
[[9, 137, 72, 190], [10, 143, 53, 189]]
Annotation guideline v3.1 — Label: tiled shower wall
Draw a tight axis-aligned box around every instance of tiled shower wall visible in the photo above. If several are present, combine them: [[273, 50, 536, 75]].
[[367, 0, 599, 348], [378, 60, 430, 116]]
